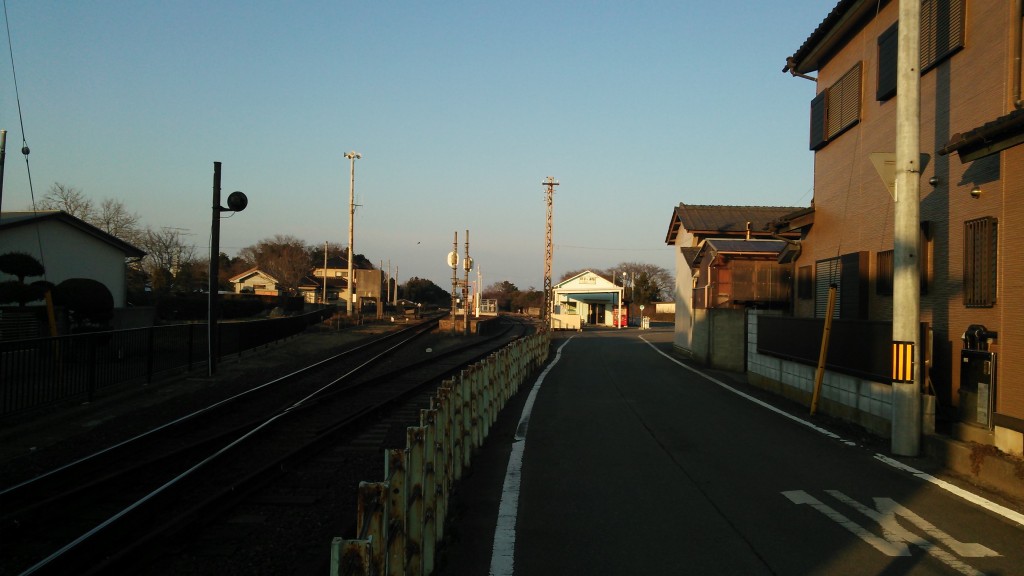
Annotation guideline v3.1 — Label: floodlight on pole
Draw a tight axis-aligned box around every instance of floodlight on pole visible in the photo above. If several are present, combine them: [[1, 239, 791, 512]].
[[208, 162, 247, 377], [344, 151, 361, 317]]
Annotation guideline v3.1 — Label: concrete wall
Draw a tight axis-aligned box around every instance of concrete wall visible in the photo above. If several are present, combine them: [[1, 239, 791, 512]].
[[690, 308, 747, 373], [746, 311, 893, 437]]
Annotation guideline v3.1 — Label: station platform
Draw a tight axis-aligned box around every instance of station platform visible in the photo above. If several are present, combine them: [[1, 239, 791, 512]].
[[433, 325, 1024, 576]]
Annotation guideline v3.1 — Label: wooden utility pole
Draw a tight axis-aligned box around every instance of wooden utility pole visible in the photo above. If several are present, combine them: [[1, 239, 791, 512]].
[[542, 177, 558, 331]]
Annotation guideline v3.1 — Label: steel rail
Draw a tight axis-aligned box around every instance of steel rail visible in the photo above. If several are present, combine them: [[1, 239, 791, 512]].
[[11, 318, 527, 576]]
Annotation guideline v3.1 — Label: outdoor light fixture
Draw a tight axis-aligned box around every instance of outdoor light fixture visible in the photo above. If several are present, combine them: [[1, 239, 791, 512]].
[[970, 185, 982, 199], [208, 162, 248, 377]]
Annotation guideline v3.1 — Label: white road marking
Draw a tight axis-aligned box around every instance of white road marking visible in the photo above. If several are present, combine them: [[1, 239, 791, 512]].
[[782, 490, 910, 557], [786, 489, 995, 576], [489, 336, 574, 576], [639, 335, 1024, 530]]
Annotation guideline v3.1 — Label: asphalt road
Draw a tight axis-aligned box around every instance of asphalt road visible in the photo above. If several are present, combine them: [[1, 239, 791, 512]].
[[436, 325, 1024, 576]]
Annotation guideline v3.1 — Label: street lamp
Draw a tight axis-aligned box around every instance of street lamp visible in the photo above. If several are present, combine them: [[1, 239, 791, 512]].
[[208, 161, 247, 377], [344, 151, 361, 317]]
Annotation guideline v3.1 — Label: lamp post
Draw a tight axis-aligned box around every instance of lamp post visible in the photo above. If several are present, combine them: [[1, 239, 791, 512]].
[[208, 162, 247, 377], [344, 151, 361, 317]]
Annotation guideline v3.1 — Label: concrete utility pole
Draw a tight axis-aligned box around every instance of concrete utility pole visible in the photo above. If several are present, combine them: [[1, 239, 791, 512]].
[[463, 229, 471, 336], [542, 177, 558, 331], [892, 0, 922, 457], [450, 231, 458, 335], [344, 151, 361, 317], [323, 241, 328, 305]]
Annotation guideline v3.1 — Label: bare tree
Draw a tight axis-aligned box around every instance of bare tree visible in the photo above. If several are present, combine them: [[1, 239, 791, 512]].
[[94, 198, 141, 245], [136, 227, 197, 293], [241, 235, 313, 295], [38, 183, 95, 221]]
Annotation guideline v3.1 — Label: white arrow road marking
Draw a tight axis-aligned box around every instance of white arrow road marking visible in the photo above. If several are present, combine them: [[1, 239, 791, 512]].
[[782, 490, 910, 557], [785, 490, 998, 576], [826, 490, 999, 558]]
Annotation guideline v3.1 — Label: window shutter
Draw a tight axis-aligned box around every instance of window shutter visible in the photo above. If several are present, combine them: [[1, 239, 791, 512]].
[[921, 0, 965, 72], [815, 258, 841, 319], [964, 217, 998, 307], [877, 23, 898, 101], [809, 91, 827, 150], [827, 63, 861, 139]]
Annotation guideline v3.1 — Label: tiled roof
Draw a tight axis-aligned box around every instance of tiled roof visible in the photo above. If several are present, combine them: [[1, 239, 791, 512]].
[[703, 239, 788, 254], [784, 0, 868, 75], [939, 107, 1024, 161], [671, 203, 805, 234]]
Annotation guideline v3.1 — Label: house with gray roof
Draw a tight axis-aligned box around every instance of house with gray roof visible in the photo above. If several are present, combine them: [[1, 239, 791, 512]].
[[664, 203, 804, 357]]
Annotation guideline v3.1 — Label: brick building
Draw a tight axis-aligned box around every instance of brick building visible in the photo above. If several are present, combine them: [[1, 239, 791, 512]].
[[772, 0, 1024, 455]]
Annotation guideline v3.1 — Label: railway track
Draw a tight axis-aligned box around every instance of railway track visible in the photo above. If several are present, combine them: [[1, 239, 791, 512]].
[[0, 315, 535, 576]]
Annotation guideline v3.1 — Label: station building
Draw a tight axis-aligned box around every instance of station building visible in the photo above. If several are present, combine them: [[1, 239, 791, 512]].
[[550, 271, 626, 330]]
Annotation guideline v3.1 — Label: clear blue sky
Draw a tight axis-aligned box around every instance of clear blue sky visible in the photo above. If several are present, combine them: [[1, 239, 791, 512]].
[[2, 1, 824, 290]]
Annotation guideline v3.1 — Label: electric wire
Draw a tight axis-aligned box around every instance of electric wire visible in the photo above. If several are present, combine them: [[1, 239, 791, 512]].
[[3, 0, 47, 276]]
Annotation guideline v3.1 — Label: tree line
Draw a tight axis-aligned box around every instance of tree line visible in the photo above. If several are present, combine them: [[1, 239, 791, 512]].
[[19, 184, 672, 312], [24, 183, 454, 306]]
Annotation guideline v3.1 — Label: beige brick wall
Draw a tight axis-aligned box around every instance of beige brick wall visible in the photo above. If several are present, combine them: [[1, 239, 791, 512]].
[[802, 1, 1018, 419]]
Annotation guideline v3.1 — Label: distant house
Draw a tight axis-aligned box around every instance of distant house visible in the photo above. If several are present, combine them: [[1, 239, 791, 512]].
[[0, 211, 145, 306], [663, 203, 803, 354], [229, 268, 280, 296]]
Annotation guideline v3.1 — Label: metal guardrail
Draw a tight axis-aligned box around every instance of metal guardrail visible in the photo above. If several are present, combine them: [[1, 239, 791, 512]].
[[0, 308, 335, 418], [330, 331, 551, 576]]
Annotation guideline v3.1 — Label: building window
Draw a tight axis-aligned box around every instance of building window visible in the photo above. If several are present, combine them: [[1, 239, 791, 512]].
[[877, 22, 898, 101], [809, 62, 862, 150], [921, 0, 965, 73], [964, 217, 997, 307], [798, 265, 813, 300], [876, 250, 894, 295], [815, 258, 841, 319], [877, 0, 965, 102]]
